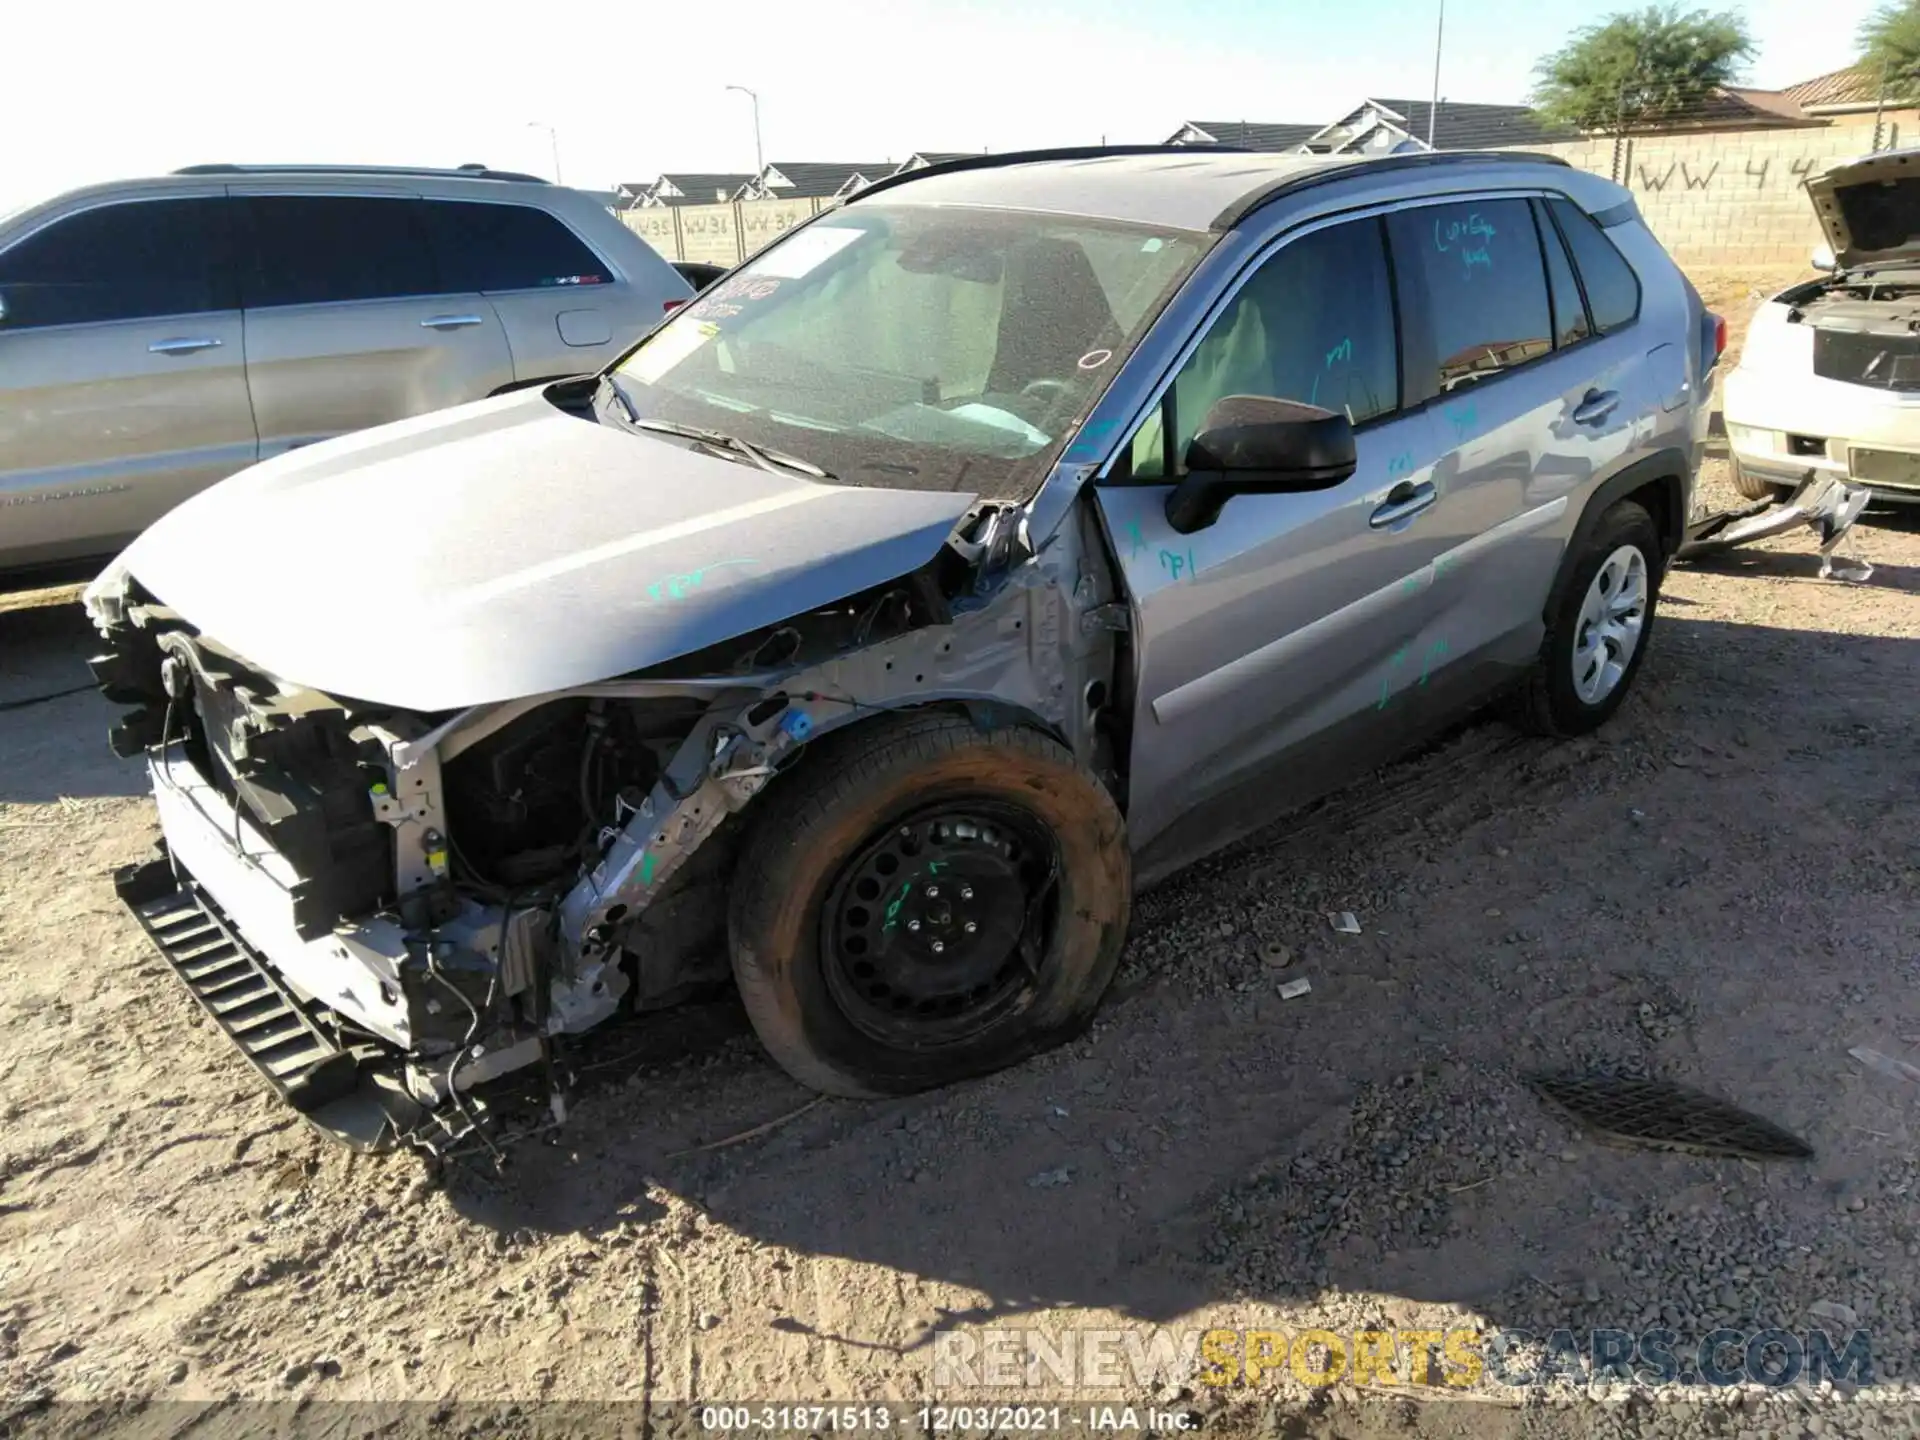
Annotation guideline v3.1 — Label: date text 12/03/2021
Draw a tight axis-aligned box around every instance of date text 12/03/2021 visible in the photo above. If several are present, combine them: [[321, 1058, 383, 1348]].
[[697, 1405, 1199, 1432]]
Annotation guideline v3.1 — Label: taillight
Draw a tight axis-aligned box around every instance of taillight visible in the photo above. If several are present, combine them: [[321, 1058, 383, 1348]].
[[1712, 314, 1727, 357], [664, 298, 686, 314]]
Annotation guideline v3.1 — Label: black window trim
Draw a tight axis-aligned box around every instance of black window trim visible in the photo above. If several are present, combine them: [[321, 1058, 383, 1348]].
[[1543, 193, 1643, 337], [0, 191, 239, 330], [1528, 196, 1596, 353]]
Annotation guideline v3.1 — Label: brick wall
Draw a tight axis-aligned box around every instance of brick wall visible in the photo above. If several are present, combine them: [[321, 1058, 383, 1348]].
[[1519, 120, 1900, 269], [620, 197, 823, 266]]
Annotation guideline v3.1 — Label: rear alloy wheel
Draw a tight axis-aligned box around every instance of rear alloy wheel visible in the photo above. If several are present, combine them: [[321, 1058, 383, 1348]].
[[1513, 499, 1663, 737], [729, 713, 1130, 1097]]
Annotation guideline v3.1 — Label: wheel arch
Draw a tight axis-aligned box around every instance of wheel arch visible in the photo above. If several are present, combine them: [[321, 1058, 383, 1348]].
[[1543, 448, 1689, 627]]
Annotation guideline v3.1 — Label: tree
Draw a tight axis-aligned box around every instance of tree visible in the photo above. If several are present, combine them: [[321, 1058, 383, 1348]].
[[1530, 6, 1757, 132], [1859, 0, 1920, 90]]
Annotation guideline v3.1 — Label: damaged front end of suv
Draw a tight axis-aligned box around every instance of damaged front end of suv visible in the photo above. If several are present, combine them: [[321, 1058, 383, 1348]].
[[85, 193, 1186, 1150], [85, 464, 1127, 1151]]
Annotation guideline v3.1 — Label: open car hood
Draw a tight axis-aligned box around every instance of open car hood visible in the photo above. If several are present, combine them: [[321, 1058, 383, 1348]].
[[101, 388, 975, 710], [1808, 149, 1920, 269]]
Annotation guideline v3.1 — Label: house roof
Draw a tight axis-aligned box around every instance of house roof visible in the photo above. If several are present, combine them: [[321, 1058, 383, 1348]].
[[650, 173, 757, 204], [1338, 99, 1581, 150], [756, 162, 891, 198], [1783, 65, 1919, 111], [1168, 121, 1323, 150]]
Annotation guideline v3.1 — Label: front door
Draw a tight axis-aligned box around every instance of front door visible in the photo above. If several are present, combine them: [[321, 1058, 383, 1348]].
[[231, 191, 515, 462], [0, 194, 256, 568], [1094, 213, 1458, 880]]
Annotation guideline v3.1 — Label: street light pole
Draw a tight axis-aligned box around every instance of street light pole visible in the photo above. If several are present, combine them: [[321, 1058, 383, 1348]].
[[527, 121, 562, 184], [726, 85, 764, 176], [1426, 0, 1445, 149]]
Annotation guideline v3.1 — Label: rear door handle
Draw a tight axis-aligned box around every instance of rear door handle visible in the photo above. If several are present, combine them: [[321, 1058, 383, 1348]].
[[1370, 479, 1437, 529], [1573, 388, 1620, 426], [148, 336, 222, 355], [421, 314, 485, 330]]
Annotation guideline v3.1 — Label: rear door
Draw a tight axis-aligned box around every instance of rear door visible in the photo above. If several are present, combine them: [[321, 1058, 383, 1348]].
[[1096, 213, 1452, 873], [1379, 192, 1634, 719], [233, 190, 515, 460], [0, 193, 255, 568], [421, 197, 639, 379]]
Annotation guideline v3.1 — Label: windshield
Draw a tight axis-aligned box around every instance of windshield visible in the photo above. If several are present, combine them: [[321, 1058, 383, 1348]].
[[610, 203, 1207, 501]]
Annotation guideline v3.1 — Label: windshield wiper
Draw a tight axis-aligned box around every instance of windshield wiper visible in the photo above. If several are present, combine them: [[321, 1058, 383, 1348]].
[[625, 413, 835, 482]]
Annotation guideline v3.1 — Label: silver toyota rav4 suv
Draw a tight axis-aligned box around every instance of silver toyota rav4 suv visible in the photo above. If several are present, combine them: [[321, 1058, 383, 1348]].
[[0, 164, 691, 578], [86, 147, 1715, 1149]]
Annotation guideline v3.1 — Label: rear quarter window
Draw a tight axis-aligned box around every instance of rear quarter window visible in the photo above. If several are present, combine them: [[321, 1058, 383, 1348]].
[[424, 201, 609, 292], [1548, 197, 1641, 333]]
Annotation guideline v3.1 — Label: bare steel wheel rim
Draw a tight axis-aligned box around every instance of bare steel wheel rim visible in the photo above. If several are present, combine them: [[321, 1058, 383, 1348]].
[[819, 801, 1061, 1049], [1572, 544, 1648, 706]]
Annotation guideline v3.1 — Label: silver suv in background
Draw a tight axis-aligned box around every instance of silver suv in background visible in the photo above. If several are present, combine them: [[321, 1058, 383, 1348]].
[[0, 164, 691, 578]]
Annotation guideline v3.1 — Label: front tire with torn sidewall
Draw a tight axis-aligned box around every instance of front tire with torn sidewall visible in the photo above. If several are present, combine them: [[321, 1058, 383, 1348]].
[[728, 712, 1131, 1098]]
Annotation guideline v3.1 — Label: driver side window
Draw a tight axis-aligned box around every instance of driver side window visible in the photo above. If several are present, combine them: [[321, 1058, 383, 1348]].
[[1129, 217, 1399, 479]]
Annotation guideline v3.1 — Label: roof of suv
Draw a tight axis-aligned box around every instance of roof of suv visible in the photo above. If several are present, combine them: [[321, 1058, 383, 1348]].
[[845, 146, 1575, 234]]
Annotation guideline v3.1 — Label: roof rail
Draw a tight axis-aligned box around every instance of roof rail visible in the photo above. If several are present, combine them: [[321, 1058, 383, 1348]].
[[172, 163, 551, 184], [842, 144, 1253, 203], [1214, 148, 1572, 230]]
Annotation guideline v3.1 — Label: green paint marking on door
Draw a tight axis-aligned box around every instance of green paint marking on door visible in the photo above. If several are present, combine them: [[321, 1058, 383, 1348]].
[[639, 852, 657, 885]]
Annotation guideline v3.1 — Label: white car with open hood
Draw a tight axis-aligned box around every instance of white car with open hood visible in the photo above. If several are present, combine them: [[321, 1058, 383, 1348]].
[[1722, 148, 1920, 504]]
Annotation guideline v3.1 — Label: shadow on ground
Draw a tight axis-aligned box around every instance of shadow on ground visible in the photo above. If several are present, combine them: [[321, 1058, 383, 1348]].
[[427, 609, 1919, 1378], [0, 600, 141, 803]]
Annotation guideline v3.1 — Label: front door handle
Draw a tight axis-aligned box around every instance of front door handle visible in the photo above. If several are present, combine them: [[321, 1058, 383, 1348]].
[[421, 314, 485, 330], [1573, 388, 1620, 426], [148, 336, 222, 355], [1370, 479, 1437, 529]]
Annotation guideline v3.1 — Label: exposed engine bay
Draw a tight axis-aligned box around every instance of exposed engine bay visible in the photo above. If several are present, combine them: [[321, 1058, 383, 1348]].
[[1785, 269, 1920, 391], [84, 499, 1125, 1153]]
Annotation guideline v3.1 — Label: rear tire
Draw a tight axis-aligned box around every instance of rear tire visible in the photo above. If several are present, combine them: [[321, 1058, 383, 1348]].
[[1513, 500, 1662, 738], [728, 712, 1130, 1098]]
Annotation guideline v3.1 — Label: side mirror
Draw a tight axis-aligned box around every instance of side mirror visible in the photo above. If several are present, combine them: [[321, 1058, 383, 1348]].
[[1811, 243, 1838, 272], [1164, 396, 1356, 534]]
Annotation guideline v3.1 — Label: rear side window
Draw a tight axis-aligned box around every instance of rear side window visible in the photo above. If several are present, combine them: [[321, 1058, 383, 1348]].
[[0, 198, 231, 328], [1388, 197, 1552, 397], [1129, 217, 1399, 479], [1533, 199, 1592, 349], [423, 201, 609, 291], [1548, 198, 1640, 333], [241, 195, 437, 307]]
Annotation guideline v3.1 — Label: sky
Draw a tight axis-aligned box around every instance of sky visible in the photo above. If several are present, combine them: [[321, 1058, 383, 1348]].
[[2, 0, 1883, 213]]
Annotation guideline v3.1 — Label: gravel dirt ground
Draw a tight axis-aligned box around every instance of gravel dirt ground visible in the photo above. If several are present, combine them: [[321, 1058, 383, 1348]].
[[4, 266, 1919, 1438]]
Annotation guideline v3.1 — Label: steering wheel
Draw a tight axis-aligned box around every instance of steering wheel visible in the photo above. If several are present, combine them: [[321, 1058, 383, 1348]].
[[1021, 379, 1072, 404]]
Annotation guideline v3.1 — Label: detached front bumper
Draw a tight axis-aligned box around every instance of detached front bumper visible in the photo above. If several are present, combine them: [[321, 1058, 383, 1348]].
[[120, 744, 550, 1150]]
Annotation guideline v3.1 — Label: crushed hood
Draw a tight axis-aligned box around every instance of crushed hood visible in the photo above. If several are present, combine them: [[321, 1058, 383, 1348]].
[[1808, 150, 1920, 269], [103, 388, 975, 710]]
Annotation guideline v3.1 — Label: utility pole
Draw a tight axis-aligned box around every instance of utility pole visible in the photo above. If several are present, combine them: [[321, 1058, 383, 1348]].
[[1427, 0, 1444, 148], [527, 122, 562, 184], [726, 85, 765, 176]]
